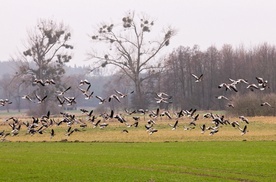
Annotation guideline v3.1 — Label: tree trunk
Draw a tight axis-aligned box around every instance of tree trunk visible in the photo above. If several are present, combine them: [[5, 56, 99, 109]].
[[134, 78, 143, 109]]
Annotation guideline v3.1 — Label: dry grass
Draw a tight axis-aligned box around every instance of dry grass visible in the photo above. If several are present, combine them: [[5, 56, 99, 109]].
[[1, 113, 275, 142]]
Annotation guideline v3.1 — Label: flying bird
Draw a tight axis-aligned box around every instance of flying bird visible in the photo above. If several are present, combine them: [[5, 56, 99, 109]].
[[35, 93, 47, 103], [56, 86, 71, 95], [239, 125, 248, 135], [114, 90, 134, 98], [216, 95, 230, 101], [261, 102, 273, 107], [191, 73, 203, 82], [171, 120, 178, 130]]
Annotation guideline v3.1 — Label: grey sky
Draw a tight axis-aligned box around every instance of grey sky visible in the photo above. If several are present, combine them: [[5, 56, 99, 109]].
[[1, 0, 276, 66]]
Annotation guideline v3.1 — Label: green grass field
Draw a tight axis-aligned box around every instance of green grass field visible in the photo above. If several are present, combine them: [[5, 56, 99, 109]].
[[1, 112, 275, 181], [0, 141, 275, 181]]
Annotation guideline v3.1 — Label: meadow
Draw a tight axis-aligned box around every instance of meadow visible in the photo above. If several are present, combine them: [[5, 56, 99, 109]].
[[0, 112, 275, 181], [0, 141, 275, 181]]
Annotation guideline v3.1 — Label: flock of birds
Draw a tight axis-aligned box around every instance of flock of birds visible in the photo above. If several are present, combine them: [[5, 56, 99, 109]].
[[0, 73, 272, 141]]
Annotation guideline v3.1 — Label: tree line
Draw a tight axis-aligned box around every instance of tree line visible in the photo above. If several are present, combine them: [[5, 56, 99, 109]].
[[1, 11, 275, 116], [138, 43, 276, 113]]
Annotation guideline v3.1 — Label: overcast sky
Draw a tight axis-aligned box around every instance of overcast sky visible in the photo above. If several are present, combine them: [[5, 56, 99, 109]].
[[1, 0, 276, 66]]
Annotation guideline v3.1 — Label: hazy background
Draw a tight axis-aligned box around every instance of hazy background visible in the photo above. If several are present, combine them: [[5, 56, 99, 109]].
[[1, 0, 276, 66]]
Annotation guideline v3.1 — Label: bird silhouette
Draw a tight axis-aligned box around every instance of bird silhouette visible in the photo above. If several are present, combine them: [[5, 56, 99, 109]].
[[191, 73, 203, 82]]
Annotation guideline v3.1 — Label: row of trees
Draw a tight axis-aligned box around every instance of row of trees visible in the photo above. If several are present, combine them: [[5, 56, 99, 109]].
[[4, 11, 275, 116], [100, 43, 276, 113], [6, 12, 175, 115], [143, 43, 276, 111]]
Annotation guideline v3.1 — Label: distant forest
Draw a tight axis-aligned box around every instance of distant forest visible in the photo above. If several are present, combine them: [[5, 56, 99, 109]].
[[0, 61, 112, 112], [0, 43, 276, 116]]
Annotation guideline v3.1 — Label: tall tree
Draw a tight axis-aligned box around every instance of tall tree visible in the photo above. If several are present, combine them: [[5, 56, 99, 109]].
[[16, 19, 73, 116], [89, 11, 176, 108]]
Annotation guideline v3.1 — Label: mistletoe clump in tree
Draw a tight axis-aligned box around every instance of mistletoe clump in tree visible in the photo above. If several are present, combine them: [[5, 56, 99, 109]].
[[89, 11, 176, 108], [18, 19, 73, 116]]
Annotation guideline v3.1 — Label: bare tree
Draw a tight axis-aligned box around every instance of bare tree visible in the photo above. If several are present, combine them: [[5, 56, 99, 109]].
[[88, 11, 176, 108], [15, 19, 73, 116]]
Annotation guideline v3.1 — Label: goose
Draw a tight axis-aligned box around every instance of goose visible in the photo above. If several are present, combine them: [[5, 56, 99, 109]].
[[0, 130, 5, 137], [56, 86, 71, 96], [45, 79, 55, 85], [1, 132, 10, 140], [124, 109, 136, 115], [261, 102, 273, 107], [79, 84, 91, 94], [256, 77, 269, 90], [203, 112, 213, 119], [66, 128, 80, 136], [223, 119, 231, 125], [147, 119, 156, 125], [183, 125, 195, 131], [79, 85, 93, 98], [22, 95, 34, 102], [11, 128, 20, 136], [155, 92, 172, 104], [56, 96, 65, 107], [0, 129, 5, 135], [200, 124, 206, 134], [212, 117, 223, 126], [145, 123, 153, 131], [191, 73, 203, 82], [35, 93, 47, 103], [229, 78, 248, 85], [87, 110, 94, 118], [41, 111, 50, 120], [149, 108, 160, 118], [79, 79, 91, 86], [239, 116, 249, 124], [108, 110, 114, 119], [239, 125, 248, 135], [132, 116, 140, 121], [256, 77, 266, 85], [218, 83, 238, 92], [148, 128, 158, 135], [80, 108, 89, 114], [84, 92, 94, 100], [209, 129, 219, 135], [230, 121, 240, 128], [93, 120, 101, 128], [189, 114, 199, 126], [114, 114, 126, 123], [171, 120, 178, 130], [176, 110, 185, 118], [108, 94, 121, 103], [216, 95, 230, 101], [0, 99, 12, 106], [33, 78, 45, 86], [156, 92, 169, 98], [227, 103, 235, 108], [163, 111, 172, 119], [79, 123, 87, 129], [155, 97, 171, 104], [6, 116, 19, 123], [50, 129, 55, 138], [260, 83, 269, 90], [185, 108, 197, 118], [114, 90, 134, 98], [63, 96, 76, 105], [95, 95, 106, 104], [130, 121, 139, 127], [99, 123, 108, 128], [246, 84, 259, 91], [122, 129, 129, 133]]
